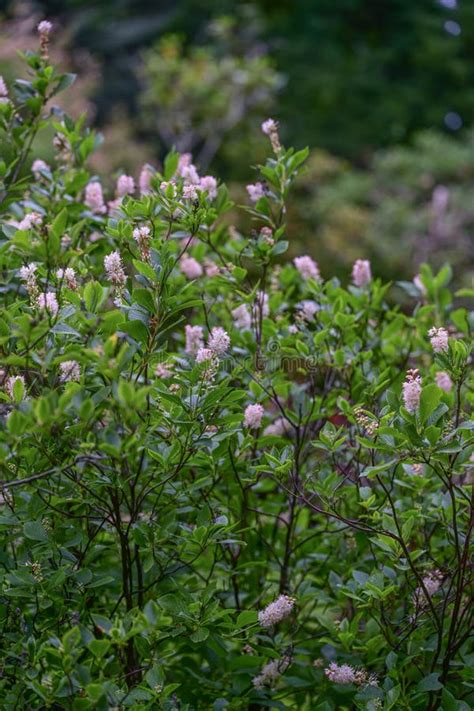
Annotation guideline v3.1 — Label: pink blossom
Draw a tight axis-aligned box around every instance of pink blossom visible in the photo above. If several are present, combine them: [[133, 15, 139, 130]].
[[258, 594, 295, 627], [19, 263, 37, 282], [232, 304, 251, 330], [261, 118, 278, 135], [244, 403, 264, 429], [199, 175, 218, 199], [428, 327, 449, 353], [139, 165, 153, 195], [32, 159, 49, 176], [56, 267, 77, 290], [294, 255, 321, 281], [246, 182, 265, 202], [37, 291, 59, 316], [155, 362, 173, 379], [116, 174, 135, 197], [263, 417, 290, 437], [59, 360, 80, 383], [204, 259, 219, 277], [180, 256, 203, 280], [177, 154, 200, 184], [298, 300, 318, 321], [183, 184, 198, 200], [85, 182, 106, 214], [324, 663, 357, 685], [352, 259, 372, 287], [402, 369, 422, 414], [432, 185, 449, 213], [208, 327, 230, 355], [414, 570, 443, 609], [435, 371, 452, 392], [196, 347, 215, 363], [18, 212, 43, 231], [133, 226, 151, 260], [185, 325, 204, 355], [0, 75, 9, 102], [252, 658, 290, 690], [38, 20, 52, 35], [104, 251, 126, 286]]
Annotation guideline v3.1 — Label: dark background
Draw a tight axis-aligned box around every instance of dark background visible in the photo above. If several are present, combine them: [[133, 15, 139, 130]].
[[1, 0, 472, 282]]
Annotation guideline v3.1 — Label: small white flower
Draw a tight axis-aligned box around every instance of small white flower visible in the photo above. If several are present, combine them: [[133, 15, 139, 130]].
[[294, 255, 321, 281], [208, 327, 230, 355], [244, 403, 264, 429], [37, 291, 58, 316], [180, 256, 203, 280], [428, 327, 449, 353], [246, 182, 265, 202], [435, 371, 452, 393], [199, 175, 218, 199], [185, 325, 204, 355], [32, 159, 49, 177], [324, 663, 357, 685], [258, 594, 295, 627], [196, 348, 215, 363], [85, 181, 106, 214], [352, 259, 372, 287], [183, 184, 198, 200], [18, 212, 43, 231], [261, 118, 278, 135], [59, 360, 80, 383], [402, 369, 422, 414], [104, 251, 126, 286], [232, 304, 251, 330], [116, 174, 135, 197], [56, 267, 77, 290]]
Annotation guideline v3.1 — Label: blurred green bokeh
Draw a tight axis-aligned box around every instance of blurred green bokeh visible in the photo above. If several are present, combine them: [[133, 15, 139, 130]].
[[0, 0, 472, 282]]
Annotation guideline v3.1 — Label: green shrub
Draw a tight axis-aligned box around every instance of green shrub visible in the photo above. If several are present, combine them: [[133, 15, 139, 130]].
[[0, 28, 472, 710]]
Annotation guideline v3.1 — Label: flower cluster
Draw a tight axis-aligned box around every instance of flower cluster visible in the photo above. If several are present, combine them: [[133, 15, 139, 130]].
[[104, 251, 127, 304], [252, 657, 290, 690], [19, 263, 39, 302], [429, 327, 449, 353], [354, 406, 379, 436], [37, 292, 59, 317], [185, 325, 204, 356], [133, 225, 151, 261], [243, 403, 264, 430], [293, 255, 320, 281], [352, 259, 372, 287], [85, 181, 107, 215], [56, 268, 77, 290], [325, 662, 378, 688], [258, 594, 295, 627], [402, 369, 422, 414], [59, 360, 81, 383]]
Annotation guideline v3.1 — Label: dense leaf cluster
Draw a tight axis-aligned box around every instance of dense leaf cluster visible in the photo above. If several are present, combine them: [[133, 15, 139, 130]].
[[0, 37, 472, 710]]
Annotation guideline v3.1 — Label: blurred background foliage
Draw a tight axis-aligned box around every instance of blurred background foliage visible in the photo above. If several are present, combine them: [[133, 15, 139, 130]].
[[0, 0, 472, 283]]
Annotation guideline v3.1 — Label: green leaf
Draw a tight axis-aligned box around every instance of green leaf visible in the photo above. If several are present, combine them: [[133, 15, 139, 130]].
[[23, 521, 48, 542], [417, 673, 443, 692], [420, 384, 441, 424], [84, 280, 104, 312], [121, 319, 149, 344], [190, 627, 209, 643], [236, 610, 258, 627]]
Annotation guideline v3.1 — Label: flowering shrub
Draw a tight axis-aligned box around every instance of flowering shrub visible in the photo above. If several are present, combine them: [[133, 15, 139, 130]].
[[0, 29, 473, 711]]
